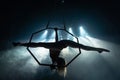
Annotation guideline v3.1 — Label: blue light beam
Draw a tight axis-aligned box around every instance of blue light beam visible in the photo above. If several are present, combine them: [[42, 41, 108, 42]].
[[80, 26, 88, 37], [40, 30, 48, 39], [69, 28, 74, 34]]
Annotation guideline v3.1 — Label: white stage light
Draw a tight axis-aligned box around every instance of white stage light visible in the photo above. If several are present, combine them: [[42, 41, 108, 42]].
[[47, 31, 55, 42], [41, 30, 48, 38], [78, 26, 94, 46], [67, 28, 75, 40], [69, 28, 73, 34], [80, 26, 88, 37], [37, 30, 48, 42]]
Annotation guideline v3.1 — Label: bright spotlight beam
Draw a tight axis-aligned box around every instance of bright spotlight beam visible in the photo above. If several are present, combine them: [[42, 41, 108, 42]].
[[79, 26, 94, 46], [69, 28, 74, 34], [40, 30, 48, 40], [80, 26, 88, 37], [67, 28, 76, 41], [47, 31, 55, 42]]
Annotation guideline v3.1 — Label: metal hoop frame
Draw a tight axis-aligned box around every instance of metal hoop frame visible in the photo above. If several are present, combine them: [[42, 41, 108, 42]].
[[27, 22, 81, 67]]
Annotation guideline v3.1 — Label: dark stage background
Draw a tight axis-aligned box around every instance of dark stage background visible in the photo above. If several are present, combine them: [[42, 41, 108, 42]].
[[0, 0, 120, 80]]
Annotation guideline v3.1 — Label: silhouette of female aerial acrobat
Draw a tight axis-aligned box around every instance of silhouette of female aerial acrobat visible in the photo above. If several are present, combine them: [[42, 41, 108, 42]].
[[12, 28, 110, 75], [13, 39, 110, 69]]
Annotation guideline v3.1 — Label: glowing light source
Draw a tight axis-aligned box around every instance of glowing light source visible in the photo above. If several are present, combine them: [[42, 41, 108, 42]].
[[80, 26, 88, 37], [34, 30, 48, 42], [69, 28, 73, 34], [47, 31, 55, 42], [67, 28, 74, 40], [40, 30, 48, 40], [79, 26, 94, 46], [32, 30, 48, 42], [51, 31, 55, 39]]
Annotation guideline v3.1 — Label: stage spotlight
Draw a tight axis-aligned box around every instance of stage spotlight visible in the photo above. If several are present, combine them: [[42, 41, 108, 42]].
[[38, 30, 48, 41], [69, 27, 74, 34], [41, 30, 48, 38], [47, 31, 55, 42], [80, 26, 88, 37]]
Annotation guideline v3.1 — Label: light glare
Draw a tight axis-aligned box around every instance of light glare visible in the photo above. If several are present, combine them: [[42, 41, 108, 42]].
[[40, 30, 48, 39], [80, 26, 88, 37], [69, 28, 73, 34]]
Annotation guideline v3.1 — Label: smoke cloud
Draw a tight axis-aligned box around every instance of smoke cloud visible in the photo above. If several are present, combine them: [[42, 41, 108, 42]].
[[0, 37, 120, 80]]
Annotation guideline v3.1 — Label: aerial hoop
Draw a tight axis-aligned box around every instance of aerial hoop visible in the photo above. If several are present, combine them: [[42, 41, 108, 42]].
[[27, 21, 81, 67]]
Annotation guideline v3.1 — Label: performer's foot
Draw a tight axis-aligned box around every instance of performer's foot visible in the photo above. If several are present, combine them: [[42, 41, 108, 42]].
[[97, 48, 110, 53]]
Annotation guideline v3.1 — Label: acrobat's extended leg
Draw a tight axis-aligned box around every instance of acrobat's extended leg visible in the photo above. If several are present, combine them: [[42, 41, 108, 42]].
[[12, 42, 55, 48], [62, 40, 110, 53], [80, 45, 110, 53]]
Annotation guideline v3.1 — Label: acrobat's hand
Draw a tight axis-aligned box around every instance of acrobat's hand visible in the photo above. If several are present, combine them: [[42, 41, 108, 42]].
[[97, 48, 110, 53], [12, 42, 21, 46]]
